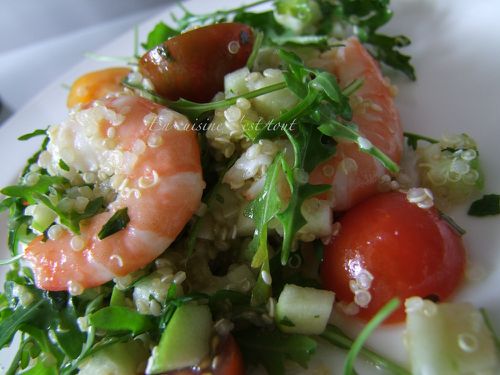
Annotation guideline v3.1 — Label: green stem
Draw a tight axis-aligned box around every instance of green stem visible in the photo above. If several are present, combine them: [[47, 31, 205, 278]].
[[342, 78, 364, 97], [6, 338, 33, 375], [403, 131, 439, 144], [319, 120, 400, 173], [480, 308, 500, 352], [123, 80, 287, 119], [0, 253, 24, 266], [247, 31, 264, 69], [84, 52, 138, 66], [343, 298, 401, 375], [321, 325, 411, 375], [181, 0, 272, 20]]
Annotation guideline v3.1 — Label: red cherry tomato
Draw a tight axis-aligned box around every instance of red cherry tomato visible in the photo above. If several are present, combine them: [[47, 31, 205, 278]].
[[139, 23, 254, 103], [321, 191, 466, 323], [164, 334, 244, 375]]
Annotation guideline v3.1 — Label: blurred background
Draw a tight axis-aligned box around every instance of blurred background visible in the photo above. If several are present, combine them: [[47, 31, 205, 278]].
[[0, 0, 174, 124]]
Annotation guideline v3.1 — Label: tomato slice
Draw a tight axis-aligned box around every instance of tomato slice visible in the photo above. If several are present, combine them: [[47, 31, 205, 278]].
[[320, 191, 466, 323], [67, 67, 131, 108], [139, 23, 254, 103]]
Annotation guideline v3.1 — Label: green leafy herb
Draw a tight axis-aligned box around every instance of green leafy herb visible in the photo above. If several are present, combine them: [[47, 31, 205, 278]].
[[58, 159, 70, 172], [316, 0, 416, 79], [246, 31, 265, 69], [468, 194, 500, 217], [235, 329, 317, 375], [159, 292, 209, 330], [97, 208, 130, 240], [1, 175, 67, 205], [17, 128, 47, 141], [318, 120, 399, 173], [33, 193, 104, 235], [321, 325, 410, 375], [21, 135, 49, 177], [404, 131, 439, 151], [246, 154, 284, 305], [0, 299, 46, 348], [141, 21, 179, 50], [173, 0, 274, 31], [88, 306, 155, 334], [343, 298, 400, 375], [123, 79, 287, 120], [277, 128, 332, 264]]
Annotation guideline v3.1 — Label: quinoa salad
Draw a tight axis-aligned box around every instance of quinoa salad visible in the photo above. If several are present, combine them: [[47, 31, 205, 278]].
[[0, 1, 499, 374]]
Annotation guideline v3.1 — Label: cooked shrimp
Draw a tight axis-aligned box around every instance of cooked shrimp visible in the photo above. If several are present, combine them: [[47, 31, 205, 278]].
[[24, 95, 204, 292], [67, 67, 131, 108], [309, 37, 404, 211]]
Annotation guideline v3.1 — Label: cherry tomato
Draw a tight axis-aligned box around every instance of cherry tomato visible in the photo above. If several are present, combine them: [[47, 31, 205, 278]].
[[321, 191, 466, 323], [164, 334, 244, 375], [67, 67, 131, 108], [139, 23, 254, 103]]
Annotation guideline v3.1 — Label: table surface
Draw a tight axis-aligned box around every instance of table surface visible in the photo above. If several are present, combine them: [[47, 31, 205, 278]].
[[0, 0, 173, 124]]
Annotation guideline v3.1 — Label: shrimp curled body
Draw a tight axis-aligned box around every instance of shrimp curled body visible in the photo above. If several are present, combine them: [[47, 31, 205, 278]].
[[25, 96, 204, 292], [309, 37, 404, 211]]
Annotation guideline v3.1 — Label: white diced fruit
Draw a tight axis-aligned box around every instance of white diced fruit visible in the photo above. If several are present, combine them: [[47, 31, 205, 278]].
[[224, 67, 250, 97], [405, 297, 499, 375], [276, 284, 334, 335], [78, 339, 148, 375]]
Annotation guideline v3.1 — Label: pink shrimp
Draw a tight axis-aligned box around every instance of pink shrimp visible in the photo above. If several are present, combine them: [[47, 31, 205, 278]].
[[24, 95, 204, 292], [309, 37, 404, 211]]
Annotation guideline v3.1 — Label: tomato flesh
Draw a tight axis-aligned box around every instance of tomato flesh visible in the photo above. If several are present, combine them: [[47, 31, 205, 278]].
[[321, 191, 466, 323], [67, 67, 131, 108], [139, 23, 254, 103]]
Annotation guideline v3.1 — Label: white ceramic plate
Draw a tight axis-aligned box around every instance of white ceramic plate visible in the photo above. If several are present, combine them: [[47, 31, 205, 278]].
[[1, 0, 499, 373]]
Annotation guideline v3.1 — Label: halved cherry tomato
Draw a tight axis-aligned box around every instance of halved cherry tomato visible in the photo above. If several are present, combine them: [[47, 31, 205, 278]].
[[164, 334, 244, 375], [67, 67, 131, 108], [321, 191, 466, 323], [139, 23, 254, 103]]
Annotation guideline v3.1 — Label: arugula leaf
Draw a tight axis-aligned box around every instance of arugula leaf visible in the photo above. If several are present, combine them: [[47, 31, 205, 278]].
[[468, 194, 500, 217], [246, 154, 284, 305], [0, 299, 47, 349], [51, 303, 86, 359], [17, 128, 48, 141], [318, 119, 399, 173], [97, 208, 130, 240], [141, 21, 179, 51], [277, 128, 333, 264], [173, 0, 274, 30], [235, 329, 317, 375], [146, 24, 177, 53], [33, 193, 104, 234], [316, 0, 415, 79], [19, 325, 64, 366], [88, 306, 155, 334], [234, 9, 285, 39], [21, 136, 49, 177], [367, 33, 415, 80], [6, 202, 33, 255], [1, 175, 67, 205]]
